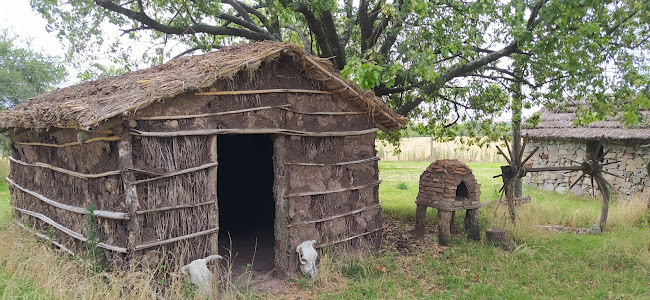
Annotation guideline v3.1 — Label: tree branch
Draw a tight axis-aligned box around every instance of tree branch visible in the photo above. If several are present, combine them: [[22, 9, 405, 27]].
[[396, 40, 519, 115], [94, 0, 276, 41]]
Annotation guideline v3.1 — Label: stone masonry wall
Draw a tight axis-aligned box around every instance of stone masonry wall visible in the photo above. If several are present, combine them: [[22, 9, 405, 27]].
[[523, 139, 649, 197]]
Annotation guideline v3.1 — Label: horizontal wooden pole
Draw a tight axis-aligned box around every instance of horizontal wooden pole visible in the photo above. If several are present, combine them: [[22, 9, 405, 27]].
[[134, 227, 219, 251], [132, 128, 378, 138], [135, 200, 216, 215], [134, 104, 367, 121], [195, 89, 332, 96], [287, 203, 381, 228], [316, 227, 383, 249], [7, 177, 130, 220], [10, 156, 121, 179], [131, 162, 218, 185], [285, 156, 380, 167], [15, 220, 75, 255], [13, 206, 128, 253], [284, 180, 381, 198], [134, 104, 291, 121], [15, 136, 120, 148]]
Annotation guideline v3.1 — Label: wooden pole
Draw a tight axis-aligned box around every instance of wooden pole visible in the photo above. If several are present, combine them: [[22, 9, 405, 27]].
[[437, 210, 453, 246], [414, 204, 428, 239], [207, 135, 219, 255], [117, 125, 142, 263]]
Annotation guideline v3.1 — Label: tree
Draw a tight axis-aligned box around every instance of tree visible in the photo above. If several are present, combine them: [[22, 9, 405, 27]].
[[0, 29, 67, 109], [30, 0, 649, 139]]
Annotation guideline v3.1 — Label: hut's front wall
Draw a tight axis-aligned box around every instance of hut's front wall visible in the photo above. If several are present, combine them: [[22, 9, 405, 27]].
[[130, 59, 382, 275], [9, 128, 127, 263], [524, 139, 649, 196]]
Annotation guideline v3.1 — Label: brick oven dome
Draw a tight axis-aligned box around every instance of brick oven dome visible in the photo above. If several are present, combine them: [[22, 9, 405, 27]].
[[416, 159, 482, 211]]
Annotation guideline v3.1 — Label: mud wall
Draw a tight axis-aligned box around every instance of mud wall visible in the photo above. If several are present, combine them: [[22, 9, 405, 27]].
[[9, 128, 127, 264]]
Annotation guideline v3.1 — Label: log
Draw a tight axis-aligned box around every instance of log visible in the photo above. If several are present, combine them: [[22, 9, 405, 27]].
[[6, 177, 130, 220], [287, 203, 381, 227], [13, 206, 128, 253], [414, 204, 428, 239], [284, 156, 380, 167], [15, 136, 120, 147], [315, 227, 383, 249], [464, 209, 480, 241], [207, 135, 219, 255], [130, 162, 218, 184], [134, 104, 291, 120], [284, 180, 381, 197], [15, 220, 75, 255], [117, 127, 142, 261], [194, 88, 333, 96], [486, 228, 515, 251], [131, 128, 379, 138], [437, 210, 453, 246], [9, 156, 121, 179]]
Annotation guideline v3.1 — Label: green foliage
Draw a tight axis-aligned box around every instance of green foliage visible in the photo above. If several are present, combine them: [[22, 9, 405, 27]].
[[84, 203, 109, 273], [27, 0, 650, 144], [395, 182, 408, 190], [0, 28, 66, 109]]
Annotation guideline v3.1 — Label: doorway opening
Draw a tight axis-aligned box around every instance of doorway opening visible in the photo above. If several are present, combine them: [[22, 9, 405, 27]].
[[456, 181, 469, 200], [217, 134, 275, 275]]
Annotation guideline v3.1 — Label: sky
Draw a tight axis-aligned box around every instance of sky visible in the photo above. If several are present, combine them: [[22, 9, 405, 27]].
[[0, 1, 73, 80]]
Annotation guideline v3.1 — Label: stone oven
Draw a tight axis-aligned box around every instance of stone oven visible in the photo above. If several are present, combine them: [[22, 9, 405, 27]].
[[414, 159, 482, 245]]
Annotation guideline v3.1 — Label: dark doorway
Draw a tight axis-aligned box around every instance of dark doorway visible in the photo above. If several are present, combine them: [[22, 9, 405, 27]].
[[456, 181, 469, 200], [217, 134, 275, 275]]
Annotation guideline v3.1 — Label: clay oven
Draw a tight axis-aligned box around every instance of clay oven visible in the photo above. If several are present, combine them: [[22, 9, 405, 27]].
[[414, 159, 482, 245]]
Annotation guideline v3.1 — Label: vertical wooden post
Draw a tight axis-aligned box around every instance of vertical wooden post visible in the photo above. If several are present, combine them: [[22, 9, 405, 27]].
[[437, 210, 453, 246], [414, 204, 427, 238], [207, 135, 219, 255], [272, 135, 290, 277], [117, 125, 142, 265], [464, 209, 480, 241]]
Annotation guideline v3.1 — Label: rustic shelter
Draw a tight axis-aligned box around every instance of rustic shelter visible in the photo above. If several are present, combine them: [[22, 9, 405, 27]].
[[0, 42, 407, 276], [414, 159, 481, 245], [522, 105, 650, 197]]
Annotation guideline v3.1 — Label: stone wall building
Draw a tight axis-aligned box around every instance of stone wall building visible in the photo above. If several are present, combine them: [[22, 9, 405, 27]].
[[522, 105, 650, 197]]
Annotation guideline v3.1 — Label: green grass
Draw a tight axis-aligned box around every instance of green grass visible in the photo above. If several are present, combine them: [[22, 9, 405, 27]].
[[318, 161, 650, 299], [0, 159, 648, 299]]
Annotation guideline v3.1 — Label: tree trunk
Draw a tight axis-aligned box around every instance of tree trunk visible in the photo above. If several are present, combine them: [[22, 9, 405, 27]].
[[512, 61, 524, 198], [595, 175, 610, 230], [486, 228, 515, 251], [464, 209, 480, 240], [414, 204, 428, 239], [437, 210, 453, 246]]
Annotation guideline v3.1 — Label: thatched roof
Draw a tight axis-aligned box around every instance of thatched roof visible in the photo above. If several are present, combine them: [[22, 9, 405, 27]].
[[523, 104, 650, 141], [0, 42, 407, 132]]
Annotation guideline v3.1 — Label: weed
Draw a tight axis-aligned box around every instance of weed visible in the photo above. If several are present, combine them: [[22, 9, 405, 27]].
[[396, 182, 408, 190], [84, 203, 109, 273]]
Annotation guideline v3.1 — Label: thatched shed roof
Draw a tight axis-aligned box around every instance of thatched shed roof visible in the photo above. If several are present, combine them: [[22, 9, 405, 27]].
[[523, 104, 650, 141], [0, 42, 407, 132]]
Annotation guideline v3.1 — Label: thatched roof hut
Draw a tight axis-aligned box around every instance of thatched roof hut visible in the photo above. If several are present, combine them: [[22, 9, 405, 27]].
[[1, 42, 407, 276], [524, 105, 650, 141], [522, 104, 649, 196]]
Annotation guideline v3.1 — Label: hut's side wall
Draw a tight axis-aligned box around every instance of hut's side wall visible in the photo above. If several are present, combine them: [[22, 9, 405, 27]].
[[130, 58, 382, 275], [523, 139, 649, 196], [9, 128, 127, 263]]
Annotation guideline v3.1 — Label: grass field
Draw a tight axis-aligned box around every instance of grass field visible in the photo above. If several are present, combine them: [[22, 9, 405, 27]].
[[0, 159, 649, 299]]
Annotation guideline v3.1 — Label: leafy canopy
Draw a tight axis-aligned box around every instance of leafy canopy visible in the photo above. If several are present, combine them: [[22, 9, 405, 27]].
[[29, 0, 650, 141], [0, 28, 67, 109]]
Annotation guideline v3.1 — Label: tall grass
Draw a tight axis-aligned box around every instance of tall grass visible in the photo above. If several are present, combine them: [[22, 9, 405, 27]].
[[1, 159, 649, 298], [376, 137, 506, 163]]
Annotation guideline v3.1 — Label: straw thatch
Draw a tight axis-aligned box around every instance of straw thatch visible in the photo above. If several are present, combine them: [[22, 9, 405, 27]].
[[523, 105, 650, 141], [0, 41, 407, 131]]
